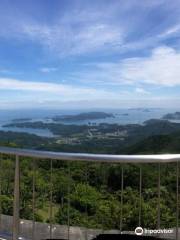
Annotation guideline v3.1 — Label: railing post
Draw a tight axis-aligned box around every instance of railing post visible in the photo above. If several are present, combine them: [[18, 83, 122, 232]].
[[120, 166, 124, 233], [157, 163, 161, 229], [101, 163, 107, 234], [0, 153, 2, 230], [13, 155, 20, 240], [32, 158, 36, 240], [176, 161, 179, 240], [85, 163, 88, 240], [67, 161, 70, 240], [49, 159, 53, 239], [139, 165, 142, 227]]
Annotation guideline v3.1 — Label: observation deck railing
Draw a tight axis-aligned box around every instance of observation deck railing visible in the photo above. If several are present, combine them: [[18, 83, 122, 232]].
[[0, 147, 179, 240]]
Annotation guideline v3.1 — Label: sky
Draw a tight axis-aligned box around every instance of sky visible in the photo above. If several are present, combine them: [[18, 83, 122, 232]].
[[0, 0, 180, 109]]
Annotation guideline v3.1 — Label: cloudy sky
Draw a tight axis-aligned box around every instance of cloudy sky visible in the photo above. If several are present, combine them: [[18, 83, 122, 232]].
[[0, 0, 180, 109]]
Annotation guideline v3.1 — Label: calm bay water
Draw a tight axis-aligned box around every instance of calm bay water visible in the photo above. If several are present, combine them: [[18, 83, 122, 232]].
[[0, 108, 179, 137]]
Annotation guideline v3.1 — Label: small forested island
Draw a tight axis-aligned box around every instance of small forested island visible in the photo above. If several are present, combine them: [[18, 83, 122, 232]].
[[128, 108, 142, 111], [121, 113, 129, 116], [12, 118, 32, 122], [115, 113, 129, 116], [143, 118, 168, 125], [128, 108, 160, 112], [52, 111, 114, 121], [142, 109, 151, 112], [162, 112, 180, 120]]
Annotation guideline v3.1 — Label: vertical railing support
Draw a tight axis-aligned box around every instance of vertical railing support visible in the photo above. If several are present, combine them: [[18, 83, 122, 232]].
[[32, 158, 36, 240], [139, 166, 142, 227], [101, 163, 105, 234], [85, 163, 88, 240], [67, 161, 70, 240], [176, 161, 179, 240], [13, 155, 20, 240], [0, 153, 2, 230], [157, 163, 161, 229], [120, 166, 124, 233], [49, 159, 53, 239]]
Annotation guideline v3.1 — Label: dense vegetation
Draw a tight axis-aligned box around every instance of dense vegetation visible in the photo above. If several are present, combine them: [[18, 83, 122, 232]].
[[0, 157, 178, 230]]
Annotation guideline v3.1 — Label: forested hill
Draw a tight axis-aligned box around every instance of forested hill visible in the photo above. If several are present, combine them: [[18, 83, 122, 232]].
[[123, 131, 180, 154]]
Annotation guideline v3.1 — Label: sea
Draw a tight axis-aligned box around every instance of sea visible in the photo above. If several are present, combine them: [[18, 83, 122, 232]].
[[0, 108, 180, 138]]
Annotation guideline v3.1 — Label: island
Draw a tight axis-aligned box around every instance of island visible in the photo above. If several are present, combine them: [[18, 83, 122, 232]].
[[52, 111, 114, 122], [12, 118, 32, 122], [162, 112, 180, 120], [115, 113, 129, 116], [122, 113, 129, 116], [142, 109, 151, 112]]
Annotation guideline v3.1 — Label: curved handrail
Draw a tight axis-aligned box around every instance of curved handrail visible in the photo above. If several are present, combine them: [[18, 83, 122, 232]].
[[0, 146, 180, 163]]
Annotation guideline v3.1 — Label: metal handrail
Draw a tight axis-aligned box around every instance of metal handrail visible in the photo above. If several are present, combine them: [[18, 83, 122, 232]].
[[0, 146, 180, 163]]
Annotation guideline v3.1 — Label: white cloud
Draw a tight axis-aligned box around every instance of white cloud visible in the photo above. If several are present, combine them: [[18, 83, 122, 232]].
[[120, 46, 180, 86], [0, 77, 122, 101], [135, 88, 150, 94], [75, 46, 180, 87], [158, 24, 180, 38], [21, 22, 123, 57], [40, 67, 58, 73], [20, 15, 178, 58]]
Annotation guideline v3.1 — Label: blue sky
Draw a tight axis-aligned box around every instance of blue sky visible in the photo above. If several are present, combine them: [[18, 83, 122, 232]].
[[0, 0, 180, 109]]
